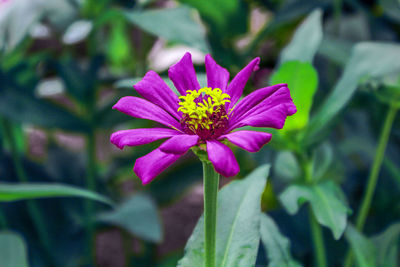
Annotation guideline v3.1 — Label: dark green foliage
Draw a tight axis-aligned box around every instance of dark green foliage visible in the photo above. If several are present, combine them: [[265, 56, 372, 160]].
[[0, 0, 399, 266]]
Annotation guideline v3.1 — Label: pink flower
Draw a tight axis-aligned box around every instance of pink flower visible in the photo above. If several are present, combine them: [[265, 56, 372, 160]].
[[111, 53, 296, 184]]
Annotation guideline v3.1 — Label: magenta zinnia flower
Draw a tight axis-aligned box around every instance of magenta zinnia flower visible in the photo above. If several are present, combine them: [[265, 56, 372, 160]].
[[111, 53, 296, 184]]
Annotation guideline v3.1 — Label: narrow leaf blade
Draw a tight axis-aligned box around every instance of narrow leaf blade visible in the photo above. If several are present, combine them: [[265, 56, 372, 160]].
[[280, 9, 323, 64], [0, 183, 112, 206]]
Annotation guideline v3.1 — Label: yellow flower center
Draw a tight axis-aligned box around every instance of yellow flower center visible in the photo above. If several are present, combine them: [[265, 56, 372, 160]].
[[178, 87, 231, 138]]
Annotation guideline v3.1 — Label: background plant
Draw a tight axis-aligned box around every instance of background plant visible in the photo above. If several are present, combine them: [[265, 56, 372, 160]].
[[0, 0, 400, 266]]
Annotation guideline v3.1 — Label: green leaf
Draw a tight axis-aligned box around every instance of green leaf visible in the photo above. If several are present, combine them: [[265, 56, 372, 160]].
[[178, 0, 248, 36], [311, 143, 333, 182], [0, 183, 112, 206], [372, 222, 400, 267], [345, 225, 377, 267], [260, 214, 302, 267], [0, 231, 29, 267], [98, 193, 162, 243], [325, 13, 370, 42], [280, 9, 323, 64], [107, 18, 132, 70], [279, 181, 349, 239], [318, 35, 353, 66], [345, 223, 400, 267], [271, 61, 318, 131], [304, 42, 400, 143], [274, 151, 300, 182], [125, 6, 209, 52], [178, 165, 270, 267]]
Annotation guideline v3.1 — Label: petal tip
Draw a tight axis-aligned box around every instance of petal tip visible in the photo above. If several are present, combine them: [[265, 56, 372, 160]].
[[171, 52, 192, 68], [168, 53, 192, 74], [207, 140, 240, 177], [133, 163, 152, 185], [222, 165, 240, 177], [253, 57, 261, 71], [109, 133, 122, 149], [112, 96, 130, 111], [141, 179, 152, 185], [205, 53, 214, 62], [288, 105, 297, 115]]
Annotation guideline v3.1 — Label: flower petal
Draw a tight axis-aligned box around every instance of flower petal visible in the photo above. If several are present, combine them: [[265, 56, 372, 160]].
[[225, 57, 260, 109], [134, 148, 181, 185], [159, 134, 199, 154], [113, 96, 182, 130], [219, 130, 272, 152], [230, 105, 296, 130], [168, 52, 201, 95], [134, 70, 181, 119], [227, 85, 296, 131], [205, 54, 229, 91], [206, 140, 239, 177], [110, 128, 180, 149], [229, 84, 288, 124]]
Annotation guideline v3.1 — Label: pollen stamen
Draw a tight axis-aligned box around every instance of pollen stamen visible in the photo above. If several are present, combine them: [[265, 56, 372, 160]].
[[178, 87, 231, 139]]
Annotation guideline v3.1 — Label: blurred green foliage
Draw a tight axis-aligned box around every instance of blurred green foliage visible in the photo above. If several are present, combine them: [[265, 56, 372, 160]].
[[271, 61, 318, 131], [0, 0, 399, 266]]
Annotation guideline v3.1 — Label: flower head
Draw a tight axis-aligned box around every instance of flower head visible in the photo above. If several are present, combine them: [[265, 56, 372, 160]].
[[111, 53, 296, 184], [178, 87, 230, 139]]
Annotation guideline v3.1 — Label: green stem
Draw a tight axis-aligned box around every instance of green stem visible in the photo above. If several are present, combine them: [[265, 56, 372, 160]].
[[344, 104, 398, 267], [202, 161, 219, 267], [309, 207, 327, 267], [307, 195, 328, 267], [1, 118, 53, 262], [343, 251, 354, 267], [355, 104, 397, 230], [298, 153, 328, 267]]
